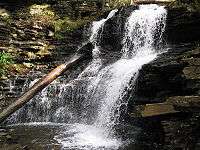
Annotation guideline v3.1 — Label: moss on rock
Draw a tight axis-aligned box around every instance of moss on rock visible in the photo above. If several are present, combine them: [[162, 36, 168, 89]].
[[0, 52, 13, 78]]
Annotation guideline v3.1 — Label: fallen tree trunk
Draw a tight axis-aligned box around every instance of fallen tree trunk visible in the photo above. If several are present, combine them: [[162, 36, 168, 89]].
[[0, 43, 92, 123]]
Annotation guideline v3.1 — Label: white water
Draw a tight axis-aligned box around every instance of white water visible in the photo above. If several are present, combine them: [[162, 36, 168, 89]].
[[55, 4, 167, 149], [9, 5, 167, 150], [79, 9, 118, 78], [122, 5, 167, 58], [55, 124, 120, 150], [93, 4, 167, 130]]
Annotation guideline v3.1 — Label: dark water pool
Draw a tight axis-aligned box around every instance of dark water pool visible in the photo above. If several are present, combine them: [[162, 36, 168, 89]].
[[0, 120, 164, 150]]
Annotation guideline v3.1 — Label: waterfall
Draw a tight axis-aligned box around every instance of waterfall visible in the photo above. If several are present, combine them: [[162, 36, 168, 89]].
[[8, 5, 167, 150], [122, 4, 167, 57], [93, 4, 167, 130], [55, 5, 167, 149], [79, 9, 118, 78]]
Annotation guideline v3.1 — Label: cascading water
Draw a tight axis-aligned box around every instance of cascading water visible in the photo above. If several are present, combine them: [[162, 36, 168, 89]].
[[8, 5, 167, 150], [8, 9, 118, 124], [79, 9, 118, 78], [94, 4, 167, 128]]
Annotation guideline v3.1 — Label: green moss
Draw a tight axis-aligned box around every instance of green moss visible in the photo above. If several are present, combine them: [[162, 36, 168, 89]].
[[0, 52, 13, 77], [55, 17, 85, 31], [107, 0, 132, 8], [54, 17, 93, 40]]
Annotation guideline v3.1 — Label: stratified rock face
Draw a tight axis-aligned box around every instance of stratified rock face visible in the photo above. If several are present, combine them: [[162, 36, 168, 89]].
[[133, 46, 200, 104], [0, 2, 90, 112]]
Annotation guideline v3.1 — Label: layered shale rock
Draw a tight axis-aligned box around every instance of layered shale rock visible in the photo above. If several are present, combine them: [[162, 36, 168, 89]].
[[132, 46, 200, 107]]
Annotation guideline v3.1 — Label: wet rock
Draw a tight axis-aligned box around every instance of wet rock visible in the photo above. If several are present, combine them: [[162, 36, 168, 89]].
[[100, 5, 138, 53], [129, 95, 200, 116], [130, 45, 200, 106], [0, 131, 8, 136], [165, 7, 200, 44], [161, 113, 200, 150], [0, 128, 6, 132]]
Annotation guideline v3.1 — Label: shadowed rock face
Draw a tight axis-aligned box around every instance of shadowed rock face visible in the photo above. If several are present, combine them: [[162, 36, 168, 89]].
[[99, 5, 200, 55], [132, 45, 200, 104], [165, 7, 200, 44], [95, 5, 200, 107]]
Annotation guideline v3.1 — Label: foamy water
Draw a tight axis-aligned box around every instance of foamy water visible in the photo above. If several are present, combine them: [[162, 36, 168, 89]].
[[55, 124, 121, 150]]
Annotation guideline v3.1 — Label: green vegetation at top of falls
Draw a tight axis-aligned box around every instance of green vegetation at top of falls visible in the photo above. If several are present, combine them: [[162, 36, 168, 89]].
[[107, 0, 132, 8], [53, 16, 97, 40]]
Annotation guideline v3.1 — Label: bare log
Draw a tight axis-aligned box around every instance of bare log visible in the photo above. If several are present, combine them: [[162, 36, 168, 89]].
[[0, 47, 91, 123]]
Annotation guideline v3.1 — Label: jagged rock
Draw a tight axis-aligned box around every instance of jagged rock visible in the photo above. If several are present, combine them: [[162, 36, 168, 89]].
[[132, 96, 200, 117], [161, 114, 200, 150], [100, 5, 138, 53]]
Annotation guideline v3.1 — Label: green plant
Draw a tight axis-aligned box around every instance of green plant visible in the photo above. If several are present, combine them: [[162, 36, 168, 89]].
[[54, 17, 93, 40], [0, 52, 13, 77]]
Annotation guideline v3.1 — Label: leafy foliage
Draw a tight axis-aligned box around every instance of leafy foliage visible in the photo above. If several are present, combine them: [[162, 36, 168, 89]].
[[0, 52, 13, 77]]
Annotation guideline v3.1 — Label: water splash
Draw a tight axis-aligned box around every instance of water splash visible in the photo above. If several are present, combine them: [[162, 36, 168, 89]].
[[54, 124, 121, 150], [93, 5, 167, 132], [79, 9, 118, 78], [122, 4, 167, 58]]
